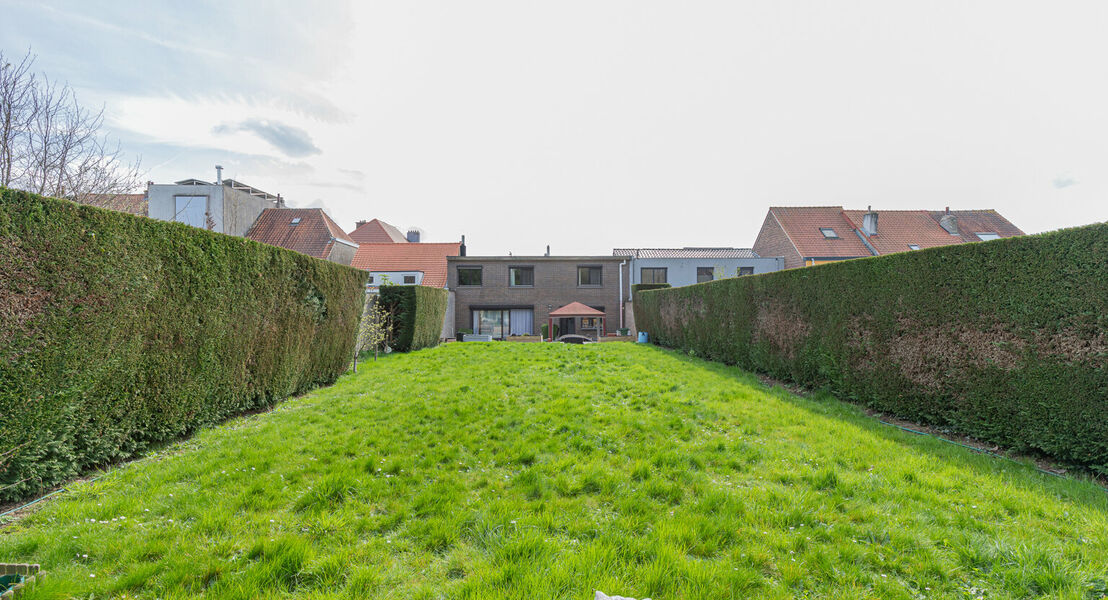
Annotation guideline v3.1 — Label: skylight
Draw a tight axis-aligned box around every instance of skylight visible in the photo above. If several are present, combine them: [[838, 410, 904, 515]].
[[908, 244, 920, 250], [819, 227, 838, 239], [290, 217, 301, 225], [976, 232, 999, 241]]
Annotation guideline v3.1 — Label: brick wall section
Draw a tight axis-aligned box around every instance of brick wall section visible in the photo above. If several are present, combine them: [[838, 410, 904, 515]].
[[752, 211, 804, 269], [448, 256, 626, 336]]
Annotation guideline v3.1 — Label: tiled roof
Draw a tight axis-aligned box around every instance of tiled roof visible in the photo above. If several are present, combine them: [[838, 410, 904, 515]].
[[927, 210, 1024, 242], [351, 242, 462, 288], [246, 208, 358, 260], [843, 210, 964, 254], [73, 193, 147, 216], [348, 219, 409, 244], [768, 206, 872, 259], [548, 301, 605, 317], [613, 247, 759, 259]]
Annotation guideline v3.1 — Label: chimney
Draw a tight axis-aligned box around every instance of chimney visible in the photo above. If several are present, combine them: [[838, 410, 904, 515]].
[[939, 212, 960, 235], [862, 205, 878, 236], [545, 245, 550, 257], [276, 193, 285, 208], [406, 228, 421, 243], [215, 165, 223, 185], [355, 220, 367, 228], [459, 235, 466, 256]]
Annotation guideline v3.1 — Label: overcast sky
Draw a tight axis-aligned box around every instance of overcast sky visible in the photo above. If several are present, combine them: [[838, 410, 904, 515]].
[[3, 1, 1106, 255]]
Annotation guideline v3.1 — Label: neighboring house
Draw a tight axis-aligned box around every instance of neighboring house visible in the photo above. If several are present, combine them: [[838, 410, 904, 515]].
[[245, 208, 360, 265], [613, 248, 784, 288], [72, 192, 148, 216], [348, 219, 410, 244], [447, 255, 628, 340], [351, 241, 463, 288], [752, 206, 1025, 269], [148, 177, 282, 237]]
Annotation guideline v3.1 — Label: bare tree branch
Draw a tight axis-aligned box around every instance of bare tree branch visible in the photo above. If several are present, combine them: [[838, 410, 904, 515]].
[[0, 48, 141, 199]]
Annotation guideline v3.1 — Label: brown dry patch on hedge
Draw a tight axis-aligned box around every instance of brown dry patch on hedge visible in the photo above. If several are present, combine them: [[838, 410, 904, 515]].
[[751, 302, 809, 359]]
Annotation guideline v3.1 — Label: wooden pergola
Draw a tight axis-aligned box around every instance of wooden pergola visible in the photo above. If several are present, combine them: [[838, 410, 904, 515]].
[[547, 301, 605, 341]]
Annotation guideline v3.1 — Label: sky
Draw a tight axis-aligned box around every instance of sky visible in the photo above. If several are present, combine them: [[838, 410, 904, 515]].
[[2, 0, 1106, 255]]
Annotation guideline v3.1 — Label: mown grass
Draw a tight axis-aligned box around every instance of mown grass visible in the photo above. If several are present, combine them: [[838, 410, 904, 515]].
[[2, 343, 1106, 599]]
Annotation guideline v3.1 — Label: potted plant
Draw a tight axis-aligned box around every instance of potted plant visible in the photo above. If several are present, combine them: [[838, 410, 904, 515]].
[[456, 328, 472, 342]]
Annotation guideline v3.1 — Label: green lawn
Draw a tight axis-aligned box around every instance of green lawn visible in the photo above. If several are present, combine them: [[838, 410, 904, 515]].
[[3, 343, 1107, 599]]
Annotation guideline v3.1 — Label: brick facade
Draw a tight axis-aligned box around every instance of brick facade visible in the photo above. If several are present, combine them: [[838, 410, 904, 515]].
[[752, 212, 804, 269], [447, 256, 628, 339]]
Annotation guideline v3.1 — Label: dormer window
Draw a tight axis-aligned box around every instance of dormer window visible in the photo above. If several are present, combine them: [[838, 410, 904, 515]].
[[819, 227, 838, 239], [908, 244, 920, 250], [290, 217, 301, 225]]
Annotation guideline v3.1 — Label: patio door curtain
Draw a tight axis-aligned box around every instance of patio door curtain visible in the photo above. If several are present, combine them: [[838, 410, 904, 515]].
[[509, 309, 534, 335]]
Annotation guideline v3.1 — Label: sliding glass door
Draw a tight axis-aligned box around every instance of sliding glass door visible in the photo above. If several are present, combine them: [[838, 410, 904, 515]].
[[473, 308, 534, 338]]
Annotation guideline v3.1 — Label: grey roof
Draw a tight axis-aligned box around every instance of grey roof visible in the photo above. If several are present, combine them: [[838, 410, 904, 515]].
[[613, 247, 760, 259]]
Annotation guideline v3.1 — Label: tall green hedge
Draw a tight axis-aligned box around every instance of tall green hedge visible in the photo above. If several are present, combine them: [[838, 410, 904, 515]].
[[635, 224, 1108, 473], [0, 189, 367, 502], [379, 285, 449, 352]]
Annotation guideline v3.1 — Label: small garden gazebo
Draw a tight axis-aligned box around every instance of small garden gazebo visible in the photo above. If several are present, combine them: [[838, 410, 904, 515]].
[[547, 302, 605, 341]]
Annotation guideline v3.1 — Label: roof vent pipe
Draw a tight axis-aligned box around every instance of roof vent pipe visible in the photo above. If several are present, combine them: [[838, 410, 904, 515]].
[[545, 245, 550, 257], [215, 165, 223, 185], [460, 235, 466, 257]]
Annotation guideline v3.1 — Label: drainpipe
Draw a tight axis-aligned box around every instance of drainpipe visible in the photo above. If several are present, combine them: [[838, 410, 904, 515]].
[[618, 260, 626, 329]]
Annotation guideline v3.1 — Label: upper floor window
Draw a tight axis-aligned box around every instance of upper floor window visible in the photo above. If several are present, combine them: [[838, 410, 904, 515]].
[[578, 266, 602, 286], [641, 267, 667, 284], [509, 266, 534, 287], [738, 266, 754, 276], [976, 232, 1000, 241], [819, 227, 838, 239], [458, 266, 482, 286], [696, 267, 714, 283]]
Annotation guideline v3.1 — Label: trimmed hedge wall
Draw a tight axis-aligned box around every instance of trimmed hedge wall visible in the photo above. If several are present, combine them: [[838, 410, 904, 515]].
[[0, 189, 367, 502], [379, 285, 449, 352], [631, 283, 671, 295], [635, 224, 1108, 473]]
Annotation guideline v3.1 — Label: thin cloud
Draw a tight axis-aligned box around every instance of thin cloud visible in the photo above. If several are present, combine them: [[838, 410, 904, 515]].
[[1053, 176, 1078, 189], [213, 119, 321, 158]]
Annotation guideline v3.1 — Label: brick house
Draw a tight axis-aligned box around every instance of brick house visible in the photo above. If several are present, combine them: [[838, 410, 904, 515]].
[[752, 206, 1024, 269], [447, 255, 628, 340], [245, 208, 359, 265]]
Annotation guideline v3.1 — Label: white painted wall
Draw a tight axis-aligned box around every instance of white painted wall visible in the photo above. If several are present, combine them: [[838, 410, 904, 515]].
[[628, 256, 784, 288]]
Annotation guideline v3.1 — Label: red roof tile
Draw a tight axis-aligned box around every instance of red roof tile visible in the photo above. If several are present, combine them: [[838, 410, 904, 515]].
[[351, 242, 462, 288], [73, 193, 147, 216], [246, 208, 358, 260], [768, 207, 872, 259], [927, 210, 1025, 242], [843, 209, 964, 254], [348, 219, 409, 244]]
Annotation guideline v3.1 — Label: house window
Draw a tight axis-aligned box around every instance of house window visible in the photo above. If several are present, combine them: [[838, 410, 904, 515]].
[[173, 195, 207, 228], [509, 266, 534, 287], [577, 266, 602, 286], [367, 275, 375, 284], [641, 267, 667, 284], [738, 266, 754, 276], [458, 266, 482, 286], [976, 232, 1000, 241], [403, 275, 416, 284], [581, 317, 598, 328], [696, 267, 714, 283], [908, 244, 920, 250], [819, 227, 838, 239]]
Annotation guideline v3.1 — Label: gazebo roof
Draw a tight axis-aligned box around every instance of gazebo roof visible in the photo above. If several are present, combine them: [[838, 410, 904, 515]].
[[548, 302, 605, 317]]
